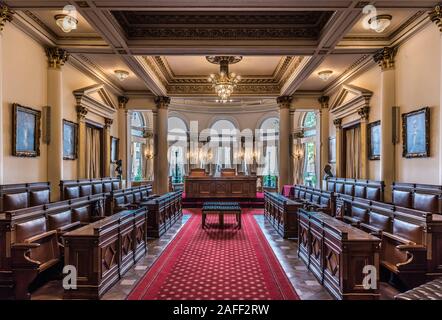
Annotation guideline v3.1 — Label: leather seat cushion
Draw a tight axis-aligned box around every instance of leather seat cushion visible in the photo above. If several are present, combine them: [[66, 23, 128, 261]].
[[369, 211, 390, 231], [30, 190, 50, 206], [352, 206, 368, 222], [393, 219, 422, 244], [4, 192, 28, 211], [395, 278, 442, 300], [355, 186, 366, 199], [80, 185, 92, 197], [93, 184, 103, 194], [103, 183, 112, 193], [344, 185, 354, 196], [72, 206, 90, 222], [366, 187, 381, 201], [65, 186, 80, 199], [48, 210, 72, 230], [393, 190, 412, 208], [16, 217, 47, 243], [414, 193, 438, 213]]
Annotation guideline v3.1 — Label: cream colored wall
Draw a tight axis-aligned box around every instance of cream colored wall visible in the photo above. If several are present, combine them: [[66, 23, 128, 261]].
[[1, 24, 120, 184], [322, 24, 441, 185], [2, 24, 48, 184]]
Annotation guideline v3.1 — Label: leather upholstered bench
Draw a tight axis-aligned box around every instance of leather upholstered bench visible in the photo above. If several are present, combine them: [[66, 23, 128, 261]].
[[395, 278, 442, 300]]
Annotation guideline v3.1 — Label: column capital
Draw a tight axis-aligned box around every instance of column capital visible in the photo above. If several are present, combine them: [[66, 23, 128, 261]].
[[429, 4, 442, 32], [333, 118, 342, 129], [118, 96, 129, 109], [358, 106, 370, 120], [276, 96, 292, 109], [155, 96, 171, 109], [104, 118, 113, 129], [76, 105, 88, 121], [318, 95, 330, 109], [373, 47, 398, 71], [0, 2, 14, 32], [45, 47, 69, 69]]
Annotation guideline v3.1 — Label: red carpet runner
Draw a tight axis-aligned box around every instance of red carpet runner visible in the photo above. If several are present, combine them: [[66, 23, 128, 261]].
[[128, 209, 299, 300]]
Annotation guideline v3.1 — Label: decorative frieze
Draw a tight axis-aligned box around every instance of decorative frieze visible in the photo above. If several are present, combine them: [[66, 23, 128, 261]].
[[45, 47, 69, 69], [155, 96, 171, 109], [0, 2, 13, 32], [373, 47, 398, 71], [118, 96, 129, 109], [277, 96, 292, 109], [429, 4, 442, 32]]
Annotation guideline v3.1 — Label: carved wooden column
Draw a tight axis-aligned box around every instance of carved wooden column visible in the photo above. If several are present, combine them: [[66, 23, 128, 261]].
[[358, 106, 370, 179], [46, 47, 69, 200], [154, 96, 170, 195], [117, 96, 129, 185], [104, 118, 113, 177], [76, 106, 88, 179], [0, 3, 14, 184], [334, 118, 343, 177], [277, 96, 292, 191], [318, 96, 330, 182], [374, 47, 397, 201], [429, 5, 442, 184]]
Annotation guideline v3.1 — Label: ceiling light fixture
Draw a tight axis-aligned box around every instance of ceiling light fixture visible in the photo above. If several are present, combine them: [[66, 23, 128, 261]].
[[114, 70, 130, 81], [206, 56, 242, 104], [318, 70, 333, 81], [54, 5, 78, 33], [368, 14, 392, 33]]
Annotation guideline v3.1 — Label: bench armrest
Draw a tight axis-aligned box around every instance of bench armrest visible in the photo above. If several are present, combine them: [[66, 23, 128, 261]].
[[11, 243, 41, 266], [24, 230, 58, 244], [397, 244, 426, 252], [57, 221, 82, 233], [382, 232, 413, 245]]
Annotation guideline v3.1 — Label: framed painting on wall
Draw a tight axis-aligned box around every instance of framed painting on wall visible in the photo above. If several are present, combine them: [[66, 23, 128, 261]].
[[12, 103, 41, 157], [402, 107, 430, 158], [368, 121, 381, 160], [111, 136, 119, 163], [328, 137, 336, 163], [63, 120, 78, 160]]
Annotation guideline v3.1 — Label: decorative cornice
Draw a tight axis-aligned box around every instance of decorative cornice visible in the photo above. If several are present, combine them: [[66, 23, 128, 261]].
[[155, 96, 171, 109], [333, 118, 342, 129], [76, 105, 88, 120], [104, 118, 113, 129], [318, 96, 330, 109], [429, 4, 442, 32], [167, 84, 280, 96], [45, 47, 69, 69], [358, 106, 370, 120], [277, 96, 292, 109], [373, 47, 398, 71], [118, 96, 129, 109], [0, 2, 14, 32]]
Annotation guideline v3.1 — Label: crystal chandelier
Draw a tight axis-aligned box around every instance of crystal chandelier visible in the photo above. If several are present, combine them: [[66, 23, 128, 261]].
[[206, 56, 242, 103]]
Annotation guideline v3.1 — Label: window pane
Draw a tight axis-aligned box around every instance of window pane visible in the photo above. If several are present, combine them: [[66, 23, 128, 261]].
[[303, 112, 317, 128]]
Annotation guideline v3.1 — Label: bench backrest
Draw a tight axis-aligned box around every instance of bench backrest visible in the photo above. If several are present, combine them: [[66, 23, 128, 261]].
[[59, 178, 120, 200], [0, 182, 51, 212], [392, 182, 442, 214], [326, 178, 384, 202]]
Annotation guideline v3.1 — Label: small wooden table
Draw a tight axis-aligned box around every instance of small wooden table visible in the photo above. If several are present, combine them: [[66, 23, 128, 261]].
[[202, 202, 242, 229]]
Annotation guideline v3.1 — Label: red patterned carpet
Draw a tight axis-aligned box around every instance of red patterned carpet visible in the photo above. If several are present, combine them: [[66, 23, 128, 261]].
[[128, 209, 299, 300]]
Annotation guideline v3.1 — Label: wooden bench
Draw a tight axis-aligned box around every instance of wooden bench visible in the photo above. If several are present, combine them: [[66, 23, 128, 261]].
[[264, 191, 302, 238], [108, 185, 156, 216], [341, 197, 442, 289], [59, 178, 120, 201], [293, 185, 335, 216], [144, 191, 183, 238], [0, 195, 106, 299], [392, 182, 442, 214], [0, 182, 51, 213]]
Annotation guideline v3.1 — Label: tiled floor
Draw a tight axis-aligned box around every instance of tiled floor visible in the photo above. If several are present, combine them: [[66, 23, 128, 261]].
[[31, 212, 398, 300]]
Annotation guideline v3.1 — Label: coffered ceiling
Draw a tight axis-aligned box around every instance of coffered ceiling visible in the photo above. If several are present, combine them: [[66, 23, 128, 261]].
[[4, 0, 439, 103]]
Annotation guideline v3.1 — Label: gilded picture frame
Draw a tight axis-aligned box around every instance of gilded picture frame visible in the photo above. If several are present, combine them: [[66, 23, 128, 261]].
[[12, 103, 41, 157], [402, 107, 430, 158], [368, 121, 381, 160], [63, 119, 78, 160]]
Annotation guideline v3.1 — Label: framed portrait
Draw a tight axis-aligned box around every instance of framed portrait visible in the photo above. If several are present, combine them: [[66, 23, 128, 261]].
[[402, 107, 430, 158], [63, 120, 78, 160], [368, 121, 381, 160], [110, 136, 119, 163], [12, 103, 41, 157], [328, 137, 336, 163]]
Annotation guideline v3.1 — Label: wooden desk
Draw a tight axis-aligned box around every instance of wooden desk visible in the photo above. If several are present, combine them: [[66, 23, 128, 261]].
[[185, 176, 257, 198], [298, 209, 381, 300]]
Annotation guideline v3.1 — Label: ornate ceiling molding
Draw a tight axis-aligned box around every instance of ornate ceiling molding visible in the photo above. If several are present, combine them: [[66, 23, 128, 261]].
[[429, 4, 442, 32], [0, 2, 14, 32], [330, 84, 373, 120], [74, 84, 117, 119]]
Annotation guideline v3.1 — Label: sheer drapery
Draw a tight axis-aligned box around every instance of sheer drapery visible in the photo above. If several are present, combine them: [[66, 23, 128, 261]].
[[345, 126, 361, 179], [85, 126, 101, 179]]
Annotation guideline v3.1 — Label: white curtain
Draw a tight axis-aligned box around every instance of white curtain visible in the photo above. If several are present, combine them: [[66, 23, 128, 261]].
[[85, 126, 101, 179], [345, 126, 361, 179]]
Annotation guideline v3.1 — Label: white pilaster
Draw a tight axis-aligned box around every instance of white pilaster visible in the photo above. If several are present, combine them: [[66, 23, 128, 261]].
[[277, 96, 292, 191], [154, 97, 170, 195]]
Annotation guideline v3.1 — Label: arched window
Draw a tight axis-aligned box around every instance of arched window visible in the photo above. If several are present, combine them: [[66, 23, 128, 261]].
[[210, 120, 238, 174], [130, 112, 147, 181], [168, 116, 188, 183], [302, 111, 317, 187], [259, 117, 279, 188]]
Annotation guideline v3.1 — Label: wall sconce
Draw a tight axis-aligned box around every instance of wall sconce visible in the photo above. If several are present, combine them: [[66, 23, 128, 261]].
[[145, 147, 154, 160], [292, 144, 304, 159]]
